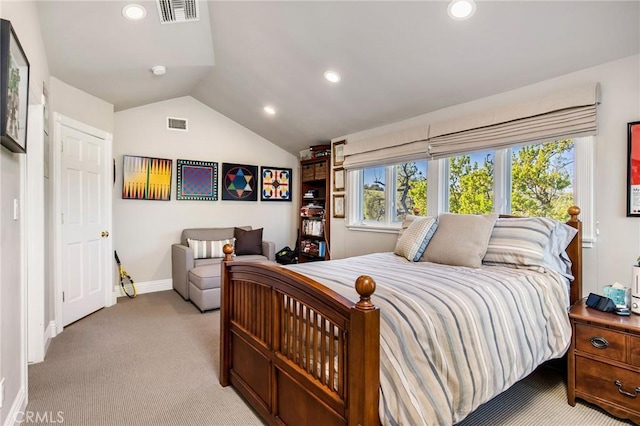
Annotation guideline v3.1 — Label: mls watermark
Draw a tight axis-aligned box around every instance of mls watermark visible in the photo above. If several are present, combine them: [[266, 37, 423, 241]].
[[13, 411, 64, 424]]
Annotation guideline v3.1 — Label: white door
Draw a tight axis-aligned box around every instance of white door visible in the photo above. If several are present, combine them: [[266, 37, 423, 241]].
[[60, 124, 110, 326]]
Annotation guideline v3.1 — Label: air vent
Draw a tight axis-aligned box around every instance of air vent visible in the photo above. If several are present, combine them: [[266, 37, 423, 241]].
[[156, 0, 199, 24], [167, 117, 188, 132]]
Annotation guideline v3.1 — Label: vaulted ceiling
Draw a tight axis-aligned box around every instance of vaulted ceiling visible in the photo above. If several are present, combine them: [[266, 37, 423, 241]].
[[37, 1, 640, 154]]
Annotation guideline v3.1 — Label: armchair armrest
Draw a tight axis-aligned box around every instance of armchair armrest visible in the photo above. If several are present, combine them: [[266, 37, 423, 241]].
[[262, 240, 276, 261], [172, 243, 194, 300]]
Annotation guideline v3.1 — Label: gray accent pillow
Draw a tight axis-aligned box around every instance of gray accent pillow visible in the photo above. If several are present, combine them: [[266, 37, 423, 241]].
[[421, 213, 498, 267], [234, 227, 263, 255]]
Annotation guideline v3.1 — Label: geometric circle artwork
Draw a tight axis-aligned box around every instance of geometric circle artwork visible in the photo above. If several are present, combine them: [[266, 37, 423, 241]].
[[222, 163, 258, 201]]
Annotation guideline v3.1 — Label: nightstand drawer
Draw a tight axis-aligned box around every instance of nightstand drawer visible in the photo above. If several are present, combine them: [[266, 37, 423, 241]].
[[631, 336, 640, 367], [575, 323, 626, 363], [576, 356, 640, 412]]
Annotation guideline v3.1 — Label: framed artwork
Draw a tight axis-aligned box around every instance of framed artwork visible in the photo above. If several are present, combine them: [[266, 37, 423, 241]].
[[177, 159, 218, 201], [333, 140, 345, 167], [122, 155, 172, 200], [627, 121, 640, 216], [0, 19, 30, 154], [261, 166, 292, 201], [333, 167, 345, 192], [333, 194, 345, 218], [222, 162, 258, 201]]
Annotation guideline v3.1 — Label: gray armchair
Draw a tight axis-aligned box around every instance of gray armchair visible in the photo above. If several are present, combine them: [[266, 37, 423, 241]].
[[171, 226, 275, 312]]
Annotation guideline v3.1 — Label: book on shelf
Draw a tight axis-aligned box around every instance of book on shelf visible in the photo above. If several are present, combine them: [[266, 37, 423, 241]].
[[309, 144, 331, 152], [300, 240, 326, 257], [300, 204, 324, 217], [302, 218, 324, 236], [303, 189, 319, 199]]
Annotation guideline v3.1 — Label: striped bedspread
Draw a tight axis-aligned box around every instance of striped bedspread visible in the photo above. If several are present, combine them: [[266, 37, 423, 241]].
[[286, 252, 571, 426]]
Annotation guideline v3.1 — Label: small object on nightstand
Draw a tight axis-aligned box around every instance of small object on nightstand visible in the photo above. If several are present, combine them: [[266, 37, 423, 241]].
[[585, 292, 616, 312], [615, 307, 631, 316], [603, 282, 631, 308]]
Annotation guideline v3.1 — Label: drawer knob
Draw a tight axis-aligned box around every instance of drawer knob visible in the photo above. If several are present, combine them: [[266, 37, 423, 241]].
[[614, 380, 640, 398], [590, 336, 609, 349]]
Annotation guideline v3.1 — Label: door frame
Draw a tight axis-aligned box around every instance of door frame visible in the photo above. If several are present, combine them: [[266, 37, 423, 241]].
[[52, 113, 114, 334]]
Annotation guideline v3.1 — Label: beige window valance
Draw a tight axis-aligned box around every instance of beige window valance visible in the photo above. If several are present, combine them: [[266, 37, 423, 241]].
[[342, 125, 429, 169], [428, 82, 599, 159], [341, 82, 599, 167]]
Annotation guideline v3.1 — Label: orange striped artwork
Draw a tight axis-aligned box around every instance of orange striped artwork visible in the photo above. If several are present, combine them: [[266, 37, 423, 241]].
[[122, 155, 172, 200]]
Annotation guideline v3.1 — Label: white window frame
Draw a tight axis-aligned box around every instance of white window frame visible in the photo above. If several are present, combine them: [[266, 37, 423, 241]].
[[347, 136, 595, 246]]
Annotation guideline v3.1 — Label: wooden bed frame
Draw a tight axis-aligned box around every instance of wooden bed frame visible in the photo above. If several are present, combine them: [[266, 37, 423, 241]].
[[219, 206, 583, 426]]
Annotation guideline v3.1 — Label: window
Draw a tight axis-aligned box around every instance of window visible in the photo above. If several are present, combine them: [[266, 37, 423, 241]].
[[510, 139, 574, 220], [444, 140, 575, 220], [348, 137, 592, 244], [353, 160, 428, 227], [448, 151, 494, 214]]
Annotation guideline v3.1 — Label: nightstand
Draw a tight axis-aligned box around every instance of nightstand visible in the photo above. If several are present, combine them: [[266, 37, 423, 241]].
[[568, 299, 640, 423]]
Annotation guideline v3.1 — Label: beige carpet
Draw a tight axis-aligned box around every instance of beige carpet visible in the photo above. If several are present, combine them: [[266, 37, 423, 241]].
[[27, 291, 631, 425]]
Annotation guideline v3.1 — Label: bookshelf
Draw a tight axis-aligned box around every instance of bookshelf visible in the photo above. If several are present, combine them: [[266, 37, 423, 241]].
[[299, 156, 330, 262]]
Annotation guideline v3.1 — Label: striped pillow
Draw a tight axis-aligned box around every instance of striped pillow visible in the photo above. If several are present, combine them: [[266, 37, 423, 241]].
[[394, 216, 438, 261], [482, 217, 554, 270], [187, 238, 235, 259]]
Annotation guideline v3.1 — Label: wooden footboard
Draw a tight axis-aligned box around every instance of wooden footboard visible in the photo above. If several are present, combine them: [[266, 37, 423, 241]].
[[220, 207, 583, 426], [219, 245, 380, 426]]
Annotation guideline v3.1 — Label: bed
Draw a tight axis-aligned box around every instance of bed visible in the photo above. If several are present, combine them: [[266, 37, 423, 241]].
[[219, 207, 583, 425]]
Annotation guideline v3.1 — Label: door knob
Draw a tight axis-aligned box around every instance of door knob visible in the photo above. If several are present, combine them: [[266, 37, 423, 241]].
[[101, 231, 109, 237]]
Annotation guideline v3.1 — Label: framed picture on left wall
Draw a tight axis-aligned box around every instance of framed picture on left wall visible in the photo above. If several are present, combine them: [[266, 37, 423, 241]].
[[0, 19, 30, 154]]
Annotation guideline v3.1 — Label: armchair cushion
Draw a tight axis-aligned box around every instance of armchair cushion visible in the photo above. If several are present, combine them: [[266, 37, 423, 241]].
[[187, 237, 235, 259], [234, 227, 263, 255]]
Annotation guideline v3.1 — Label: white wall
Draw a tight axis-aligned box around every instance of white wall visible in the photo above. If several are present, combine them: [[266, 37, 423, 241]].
[[49, 77, 114, 134], [0, 1, 50, 423], [331, 55, 640, 298], [113, 96, 299, 284]]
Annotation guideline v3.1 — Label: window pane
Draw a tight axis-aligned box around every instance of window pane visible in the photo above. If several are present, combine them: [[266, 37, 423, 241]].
[[448, 152, 494, 214], [395, 160, 428, 221], [511, 139, 574, 220], [363, 166, 386, 222]]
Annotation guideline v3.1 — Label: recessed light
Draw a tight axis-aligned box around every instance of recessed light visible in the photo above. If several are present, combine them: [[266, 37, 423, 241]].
[[264, 105, 276, 115], [324, 70, 341, 83], [448, 0, 476, 20], [122, 4, 147, 21]]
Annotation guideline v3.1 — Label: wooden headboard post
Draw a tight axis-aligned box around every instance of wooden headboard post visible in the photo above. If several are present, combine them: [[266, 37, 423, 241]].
[[565, 206, 583, 305]]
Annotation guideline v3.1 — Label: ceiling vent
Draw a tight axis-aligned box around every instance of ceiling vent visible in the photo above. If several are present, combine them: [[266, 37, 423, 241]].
[[167, 117, 188, 132], [156, 0, 199, 24]]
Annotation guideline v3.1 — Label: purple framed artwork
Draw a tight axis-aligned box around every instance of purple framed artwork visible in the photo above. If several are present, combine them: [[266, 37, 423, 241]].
[[177, 159, 218, 201], [261, 166, 292, 201], [221, 162, 258, 201]]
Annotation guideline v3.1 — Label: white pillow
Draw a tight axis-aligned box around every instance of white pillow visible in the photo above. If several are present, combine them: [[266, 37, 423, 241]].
[[422, 213, 498, 267], [187, 238, 235, 259], [394, 216, 438, 261]]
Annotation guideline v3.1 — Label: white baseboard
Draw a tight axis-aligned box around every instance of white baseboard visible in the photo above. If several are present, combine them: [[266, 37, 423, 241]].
[[112, 278, 172, 300], [4, 384, 26, 426], [44, 320, 57, 354]]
